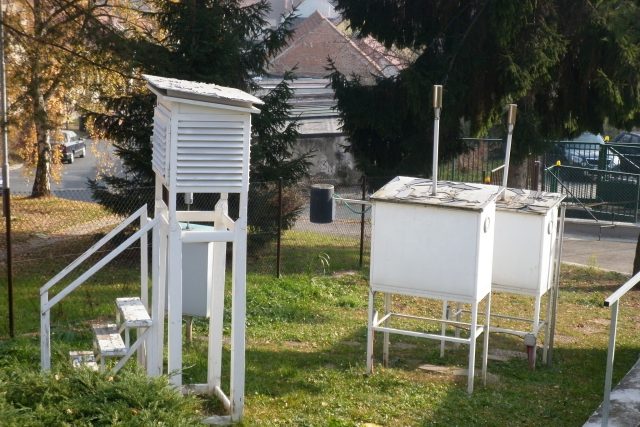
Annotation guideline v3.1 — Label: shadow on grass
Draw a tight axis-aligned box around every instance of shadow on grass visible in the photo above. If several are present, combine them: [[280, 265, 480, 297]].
[[179, 322, 640, 426]]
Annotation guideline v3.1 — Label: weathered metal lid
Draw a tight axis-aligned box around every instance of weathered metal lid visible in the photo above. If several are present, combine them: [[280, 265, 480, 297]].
[[371, 176, 500, 211], [143, 74, 264, 108], [495, 188, 565, 214]]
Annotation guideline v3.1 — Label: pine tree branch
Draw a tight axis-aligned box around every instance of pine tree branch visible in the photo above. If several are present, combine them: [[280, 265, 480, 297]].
[[442, 1, 489, 84]]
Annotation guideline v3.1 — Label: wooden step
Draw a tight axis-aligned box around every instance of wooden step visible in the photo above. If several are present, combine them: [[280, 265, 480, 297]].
[[92, 323, 127, 358], [69, 350, 98, 371], [116, 297, 152, 328]]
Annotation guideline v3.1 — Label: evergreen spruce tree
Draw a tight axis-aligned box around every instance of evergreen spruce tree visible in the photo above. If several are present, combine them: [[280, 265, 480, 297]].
[[88, 0, 310, 237], [329, 1, 640, 182]]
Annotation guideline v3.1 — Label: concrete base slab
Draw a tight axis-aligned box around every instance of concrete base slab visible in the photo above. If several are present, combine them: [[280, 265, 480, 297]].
[[584, 357, 640, 427]]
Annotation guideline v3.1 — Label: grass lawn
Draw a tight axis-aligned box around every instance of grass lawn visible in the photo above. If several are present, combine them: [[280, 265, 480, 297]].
[[1, 257, 637, 425], [0, 196, 638, 425]]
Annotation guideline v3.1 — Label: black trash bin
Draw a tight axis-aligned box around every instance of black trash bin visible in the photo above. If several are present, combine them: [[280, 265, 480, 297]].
[[310, 184, 334, 223]]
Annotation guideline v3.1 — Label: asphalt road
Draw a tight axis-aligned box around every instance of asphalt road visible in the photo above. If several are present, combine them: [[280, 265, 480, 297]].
[[8, 139, 121, 200]]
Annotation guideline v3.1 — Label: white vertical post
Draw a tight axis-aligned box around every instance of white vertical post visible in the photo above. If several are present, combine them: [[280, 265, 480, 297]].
[[382, 293, 391, 367], [432, 85, 443, 196], [481, 292, 491, 386], [542, 286, 553, 364], [208, 194, 228, 392], [366, 289, 375, 374], [166, 108, 183, 387], [140, 213, 149, 308], [230, 190, 248, 421], [148, 178, 166, 376], [467, 301, 478, 394], [532, 292, 542, 367], [139, 212, 148, 366], [501, 104, 518, 200], [40, 292, 50, 371], [440, 300, 448, 357], [167, 219, 183, 386], [602, 301, 619, 427], [547, 203, 566, 366]]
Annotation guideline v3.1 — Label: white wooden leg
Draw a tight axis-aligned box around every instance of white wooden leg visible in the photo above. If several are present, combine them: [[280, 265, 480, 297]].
[[230, 194, 248, 422], [139, 212, 148, 366], [167, 225, 183, 387], [208, 227, 227, 392], [148, 213, 167, 377]]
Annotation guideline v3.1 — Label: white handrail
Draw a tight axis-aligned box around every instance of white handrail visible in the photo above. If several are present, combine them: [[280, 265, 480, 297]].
[[41, 206, 158, 372], [600, 271, 640, 426], [605, 270, 640, 307], [42, 217, 160, 313], [40, 205, 148, 295]]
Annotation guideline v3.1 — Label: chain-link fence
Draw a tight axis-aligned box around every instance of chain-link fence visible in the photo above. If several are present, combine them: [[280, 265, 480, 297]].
[[2, 136, 637, 337], [0, 180, 373, 335]]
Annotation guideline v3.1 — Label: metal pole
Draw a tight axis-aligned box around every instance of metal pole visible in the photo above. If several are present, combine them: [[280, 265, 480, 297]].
[[501, 104, 517, 200], [0, 0, 14, 338], [431, 85, 443, 196], [359, 174, 366, 269], [601, 301, 619, 427], [276, 177, 282, 278]]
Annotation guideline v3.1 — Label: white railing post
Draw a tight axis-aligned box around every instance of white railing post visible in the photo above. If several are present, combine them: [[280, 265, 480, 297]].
[[139, 212, 149, 366], [40, 291, 50, 371], [602, 301, 619, 427]]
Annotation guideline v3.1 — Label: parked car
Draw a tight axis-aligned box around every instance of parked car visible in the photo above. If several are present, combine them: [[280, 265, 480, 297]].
[[552, 132, 620, 171], [609, 131, 640, 173], [54, 130, 86, 164]]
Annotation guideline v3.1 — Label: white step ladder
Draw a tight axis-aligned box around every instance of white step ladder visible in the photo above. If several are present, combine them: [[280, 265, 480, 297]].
[[70, 297, 152, 373], [92, 323, 127, 371], [116, 297, 152, 349]]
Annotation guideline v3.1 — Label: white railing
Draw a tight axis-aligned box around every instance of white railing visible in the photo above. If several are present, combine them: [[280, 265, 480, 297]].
[[40, 205, 157, 371], [600, 270, 640, 426]]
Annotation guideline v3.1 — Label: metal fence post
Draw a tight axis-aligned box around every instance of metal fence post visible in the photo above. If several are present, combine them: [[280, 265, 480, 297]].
[[359, 175, 367, 269], [633, 177, 640, 223], [276, 177, 283, 278], [1, 0, 13, 338]]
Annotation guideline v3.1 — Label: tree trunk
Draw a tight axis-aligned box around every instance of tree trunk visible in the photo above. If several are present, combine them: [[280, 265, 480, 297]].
[[633, 232, 640, 276], [30, 0, 52, 198], [31, 94, 52, 197], [507, 157, 529, 189]]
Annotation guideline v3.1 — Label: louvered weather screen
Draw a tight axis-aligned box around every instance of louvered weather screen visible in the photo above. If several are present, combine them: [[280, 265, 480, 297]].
[[145, 74, 261, 194]]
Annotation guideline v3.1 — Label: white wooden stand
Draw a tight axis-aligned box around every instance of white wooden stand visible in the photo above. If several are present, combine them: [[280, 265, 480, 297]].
[[144, 75, 262, 423]]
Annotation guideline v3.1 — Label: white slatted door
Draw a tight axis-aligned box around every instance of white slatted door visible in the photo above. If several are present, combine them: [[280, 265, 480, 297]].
[[175, 114, 249, 193]]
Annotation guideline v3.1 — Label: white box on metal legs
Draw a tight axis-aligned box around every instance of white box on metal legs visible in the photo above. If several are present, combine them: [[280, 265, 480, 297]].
[[367, 177, 499, 394], [493, 188, 564, 296]]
